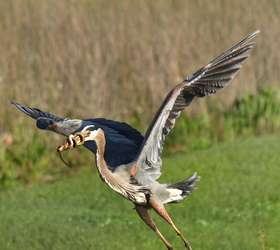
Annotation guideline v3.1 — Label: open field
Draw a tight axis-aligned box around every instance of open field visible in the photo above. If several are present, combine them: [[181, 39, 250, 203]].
[[2, 0, 280, 189], [0, 1, 280, 249], [1, 0, 280, 130], [0, 135, 279, 250]]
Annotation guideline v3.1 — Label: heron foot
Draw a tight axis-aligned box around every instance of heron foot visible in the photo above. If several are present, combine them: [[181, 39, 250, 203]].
[[176, 232, 192, 250]]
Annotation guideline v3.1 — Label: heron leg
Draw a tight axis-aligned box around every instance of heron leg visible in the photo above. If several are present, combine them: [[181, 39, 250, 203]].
[[150, 200, 192, 250], [135, 205, 173, 250]]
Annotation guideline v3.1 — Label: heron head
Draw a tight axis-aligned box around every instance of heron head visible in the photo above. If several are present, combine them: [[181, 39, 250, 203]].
[[36, 118, 54, 130]]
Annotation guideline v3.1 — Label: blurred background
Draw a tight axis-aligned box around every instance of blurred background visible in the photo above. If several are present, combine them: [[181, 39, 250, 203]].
[[0, 1, 279, 249]]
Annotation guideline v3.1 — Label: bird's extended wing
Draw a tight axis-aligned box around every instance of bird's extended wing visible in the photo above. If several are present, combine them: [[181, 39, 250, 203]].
[[12, 102, 65, 121], [134, 31, 259, 185], [12, 102, 82, 135]]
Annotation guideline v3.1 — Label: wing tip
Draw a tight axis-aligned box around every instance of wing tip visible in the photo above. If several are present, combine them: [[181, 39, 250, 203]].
[[11, 101, 38, 119], [11, 101, 25, 112], [252, 29, 260, 36], [11, 100, 19, 106], [250, 30, 260, 37], [242, 30, 260, 45]]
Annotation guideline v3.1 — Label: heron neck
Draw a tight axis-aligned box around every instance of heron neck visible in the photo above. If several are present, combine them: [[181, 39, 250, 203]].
[[94, 132, 108, 172], [93, 131, 148, 205], [94, 134, 118, 192], [95, 136, 105, 157]]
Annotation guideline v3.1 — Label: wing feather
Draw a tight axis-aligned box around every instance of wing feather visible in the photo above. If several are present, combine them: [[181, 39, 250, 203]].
[[12, 102, 64, 121], [12, 102, 82, 136], [134, 31, 259, 185]]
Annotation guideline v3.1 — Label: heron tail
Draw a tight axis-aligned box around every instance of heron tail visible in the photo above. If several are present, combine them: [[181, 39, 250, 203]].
[[164, 172, 199, 204]]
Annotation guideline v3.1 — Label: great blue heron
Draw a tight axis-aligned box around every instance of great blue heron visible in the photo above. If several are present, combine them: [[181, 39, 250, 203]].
[[54, 31, 258, 250]]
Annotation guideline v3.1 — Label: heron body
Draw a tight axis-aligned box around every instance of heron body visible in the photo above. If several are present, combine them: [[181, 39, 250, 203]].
[[90, 129, 197, 206], [60, 127, 197, 250], [14, 31, 259, 250]]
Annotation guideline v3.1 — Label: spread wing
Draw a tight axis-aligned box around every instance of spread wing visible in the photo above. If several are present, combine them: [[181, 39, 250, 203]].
[[12, 102, 65, 121], [12, 102, 82, 135], [134, 31, 259, 185]]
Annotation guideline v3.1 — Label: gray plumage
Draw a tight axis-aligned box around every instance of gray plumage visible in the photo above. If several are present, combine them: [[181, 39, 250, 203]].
[[134, 30, 259, 186], [12, 101, 82, 136]]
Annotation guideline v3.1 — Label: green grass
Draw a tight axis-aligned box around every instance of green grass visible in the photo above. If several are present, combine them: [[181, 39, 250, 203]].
[[0, 135, 279, 250]]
